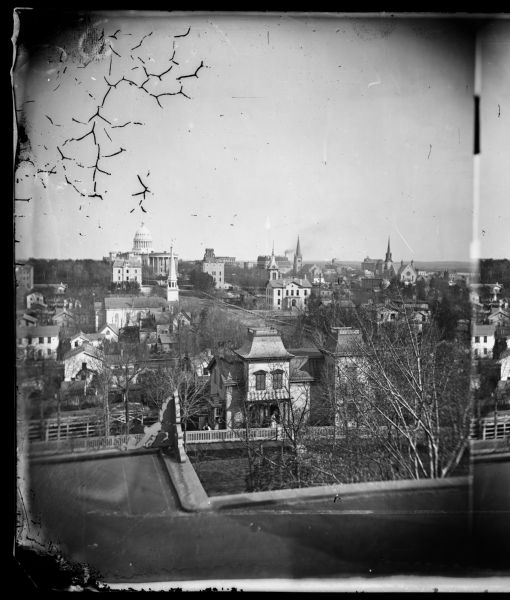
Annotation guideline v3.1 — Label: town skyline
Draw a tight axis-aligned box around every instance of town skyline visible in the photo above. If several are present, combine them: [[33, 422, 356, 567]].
[[15, 14, 510, 264]]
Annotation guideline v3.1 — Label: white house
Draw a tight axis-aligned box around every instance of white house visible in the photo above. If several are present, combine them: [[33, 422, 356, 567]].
[[100, 296, 170, 329], [17, 325, 59, 360], [63, 343, 105, 381], [472, 323, 496, 359], [499, 349, 510, 381], [26, 292, 46, 309]]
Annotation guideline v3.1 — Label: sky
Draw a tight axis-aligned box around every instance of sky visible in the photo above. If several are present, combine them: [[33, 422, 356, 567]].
[[13, 12, 508, 263]]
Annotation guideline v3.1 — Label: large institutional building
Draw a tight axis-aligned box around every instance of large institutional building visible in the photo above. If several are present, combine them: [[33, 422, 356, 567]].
[[109, 223, 179, 280], [202, 248, 227, 289], [265, 244, 312, 310]]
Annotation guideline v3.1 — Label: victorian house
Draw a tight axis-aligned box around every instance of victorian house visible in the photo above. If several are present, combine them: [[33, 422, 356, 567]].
[[207, 328, 315, 430]]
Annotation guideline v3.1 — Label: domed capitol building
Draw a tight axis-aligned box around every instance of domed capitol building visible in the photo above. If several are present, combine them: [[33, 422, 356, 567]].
[[109, 222, 178, 278]]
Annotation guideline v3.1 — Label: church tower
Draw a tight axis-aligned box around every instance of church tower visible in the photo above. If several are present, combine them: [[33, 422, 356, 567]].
[[293, 235, 302, 275], [267, 243, 280, 281], [167, 246, 179, 303], [382, 236, 395, 278]]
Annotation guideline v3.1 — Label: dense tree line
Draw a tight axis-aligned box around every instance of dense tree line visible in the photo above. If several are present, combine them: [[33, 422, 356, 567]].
[[479, 258, 510, 289], [28, 259, 112, 287]]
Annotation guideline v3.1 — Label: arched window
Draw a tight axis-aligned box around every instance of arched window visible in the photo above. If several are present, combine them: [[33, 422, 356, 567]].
[[272, 369, 284, 389], [254, 370, 266, 391]]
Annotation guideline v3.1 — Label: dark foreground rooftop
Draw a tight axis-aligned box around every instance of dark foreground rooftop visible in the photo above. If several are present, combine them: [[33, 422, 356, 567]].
[[17, 447, 510, 588]]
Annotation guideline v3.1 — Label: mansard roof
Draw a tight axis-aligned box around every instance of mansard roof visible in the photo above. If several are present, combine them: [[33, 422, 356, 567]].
[[234, 328, 294, 361]]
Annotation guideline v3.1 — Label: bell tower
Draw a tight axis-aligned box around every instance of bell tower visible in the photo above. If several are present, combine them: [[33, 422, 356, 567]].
[[267, 243, 280, 281]]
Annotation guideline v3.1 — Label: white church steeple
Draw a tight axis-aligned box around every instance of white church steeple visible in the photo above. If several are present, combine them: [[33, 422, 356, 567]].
[[167, 245, 179, 303]]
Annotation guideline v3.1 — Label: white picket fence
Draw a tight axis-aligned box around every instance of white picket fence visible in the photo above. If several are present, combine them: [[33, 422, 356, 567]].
[[472, 414, 510, 440], [184, 427, 286, 444]]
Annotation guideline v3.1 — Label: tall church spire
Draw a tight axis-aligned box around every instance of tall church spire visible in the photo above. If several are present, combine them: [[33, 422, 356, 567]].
[[385, 236, 392, 262], [167, 245, 179, 303], [293, 235, 303, 276]]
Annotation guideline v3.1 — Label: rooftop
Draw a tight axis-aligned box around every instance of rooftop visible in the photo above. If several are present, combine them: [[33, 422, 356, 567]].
[[104, 296, 169, 310], [234, 328, 294, 361], [472, 323, 496, 336], [17, 325, 59, 338]]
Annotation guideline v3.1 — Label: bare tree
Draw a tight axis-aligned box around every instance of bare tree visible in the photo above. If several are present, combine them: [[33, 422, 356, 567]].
[[142, 365, 211, 446], [314, 307, 472, 480]]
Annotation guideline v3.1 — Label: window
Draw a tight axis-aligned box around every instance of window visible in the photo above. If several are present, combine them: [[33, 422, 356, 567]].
[[277, 290, 281, 296], [483, 348, 488, 355], [475, 336, 480, 343], [483, 336, 487, 343], [277, 299, 281, 305], [47, 349, 51, 355], [272, 370, 283, 389], [75, 341, 79, 347], [304, 290, 307, 296], [255, 371, 266, 390], [27, 337, 32, 345], [291, 290, 294, 296], [47, 337, 51, 343], [286, 290, 289, 296], [39, 337, 44, 344]]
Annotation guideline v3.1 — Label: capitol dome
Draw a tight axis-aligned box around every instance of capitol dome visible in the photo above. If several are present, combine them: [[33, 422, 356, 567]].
[[132, 222, 154, 254]]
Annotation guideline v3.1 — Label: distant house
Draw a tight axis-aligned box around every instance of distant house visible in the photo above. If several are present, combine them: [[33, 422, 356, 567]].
[[172, 310, 193, 330], [26, 292, 46, 309], [15, 263, 34, 290], [52, 309, 76, 328], [157, 333, 175, 353], [472, 323, 496, 359], [488, 308, 510, 327], [100, 295, 170, 329], [63, 343, 104, 381], [69, 332, 90, 349], [17, 313, 38, 328], [99, 323, 119, 343], [17, 325, 59, 360]]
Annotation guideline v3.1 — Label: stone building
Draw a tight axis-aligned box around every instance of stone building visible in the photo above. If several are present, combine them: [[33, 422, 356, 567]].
[[112, 257, 142, 285], [202, 248, 226, 289], [15, 263, 34, 290]]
